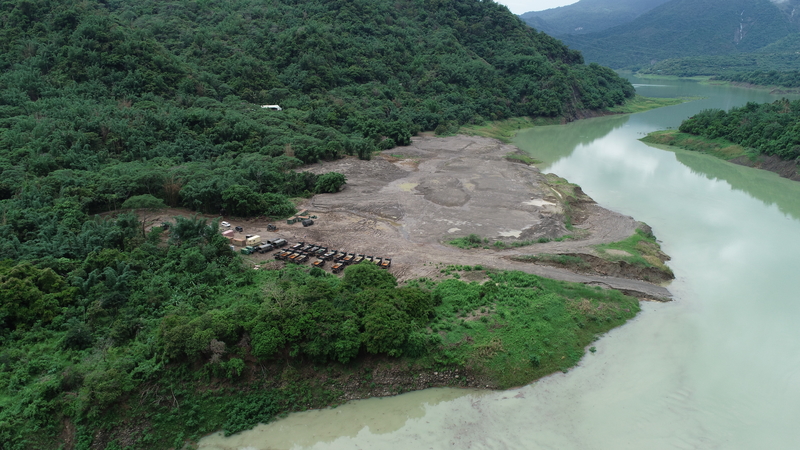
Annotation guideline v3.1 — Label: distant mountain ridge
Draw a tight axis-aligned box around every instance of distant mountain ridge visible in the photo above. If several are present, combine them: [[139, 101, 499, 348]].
[[535, 0, 800, 69], [519, 0, 671, 36]]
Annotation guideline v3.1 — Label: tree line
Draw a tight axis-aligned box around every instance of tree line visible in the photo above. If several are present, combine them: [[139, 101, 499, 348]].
[[678, 98, 800, 160]]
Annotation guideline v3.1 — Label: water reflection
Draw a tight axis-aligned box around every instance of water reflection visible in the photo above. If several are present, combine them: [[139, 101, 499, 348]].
[[513, 114, 629, 166], [198, 388, 484, 450]]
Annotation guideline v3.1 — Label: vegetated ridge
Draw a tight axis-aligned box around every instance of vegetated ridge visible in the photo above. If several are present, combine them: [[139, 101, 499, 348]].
[[519, 0, 670, 37], [557, 0, 800, 70], [0, 0, 643, 448]]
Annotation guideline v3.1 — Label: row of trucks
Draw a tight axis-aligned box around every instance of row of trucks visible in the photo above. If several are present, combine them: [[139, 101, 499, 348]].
[[239, 238, 288, 255], [274, 242, 392, 273]]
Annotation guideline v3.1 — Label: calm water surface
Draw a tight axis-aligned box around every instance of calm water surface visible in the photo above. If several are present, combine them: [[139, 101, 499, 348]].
[[200, 77, 800, 449]]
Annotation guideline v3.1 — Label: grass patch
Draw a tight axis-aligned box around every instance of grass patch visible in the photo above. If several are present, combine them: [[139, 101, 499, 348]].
[[492, 234, 576, 249], [594, 228, 672, 274], [641, 129, 751, 161], [431, 271, 640, 387], [512, 254, 591, 270], [448, 234, 487, 249], [459, 116, 562, 143], [505, 152, 542, 165]]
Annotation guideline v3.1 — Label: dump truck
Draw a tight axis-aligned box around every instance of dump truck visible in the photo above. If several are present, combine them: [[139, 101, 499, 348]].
[[331, 262, 344, 274], [295, 253, 309, 263], [342, 253, 355, 264], [312, 259, 325, 268], [374, 257, 383, 266], [353, 254, 364, 264], [365, 255, 374, 263], [322, 251, 337, 261], [290, 242, 304, 251], [380, 258, 392, 269]]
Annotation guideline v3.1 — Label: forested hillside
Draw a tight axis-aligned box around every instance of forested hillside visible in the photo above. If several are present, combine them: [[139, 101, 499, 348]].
[[677, 99, 800, 160], [519, 0, 669, 36], [0, 0, 638, 448], [559, 0, 800, 69]]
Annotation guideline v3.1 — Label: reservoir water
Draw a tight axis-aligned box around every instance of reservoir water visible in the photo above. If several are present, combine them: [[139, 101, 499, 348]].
[[200, 77, 800, 449]]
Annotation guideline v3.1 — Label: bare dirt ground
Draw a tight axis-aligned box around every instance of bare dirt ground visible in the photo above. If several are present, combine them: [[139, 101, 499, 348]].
[[156, 135, 672, 301]]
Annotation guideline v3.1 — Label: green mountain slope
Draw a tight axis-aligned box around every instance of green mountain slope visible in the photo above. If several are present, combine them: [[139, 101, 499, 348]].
[[520, 0, 670, 36], [0, 1, 638, 448], [560, 0, 800, 69]]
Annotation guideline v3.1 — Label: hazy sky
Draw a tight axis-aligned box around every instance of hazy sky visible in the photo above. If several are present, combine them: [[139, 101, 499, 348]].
[[496, 0, 579, 15]]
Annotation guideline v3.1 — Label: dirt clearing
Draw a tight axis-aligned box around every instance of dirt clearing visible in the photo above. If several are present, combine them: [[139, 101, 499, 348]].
[[157, 135, 671, 300]]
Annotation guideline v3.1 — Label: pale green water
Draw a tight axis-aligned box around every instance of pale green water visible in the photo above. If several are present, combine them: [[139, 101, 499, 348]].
[[200, 78, 800, 449]]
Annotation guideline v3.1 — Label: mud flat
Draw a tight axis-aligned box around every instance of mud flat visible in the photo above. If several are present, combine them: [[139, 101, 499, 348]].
[[242, 134, 672, 301]]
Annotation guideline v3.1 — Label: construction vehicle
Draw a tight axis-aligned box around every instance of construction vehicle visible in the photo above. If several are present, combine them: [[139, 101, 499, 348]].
[[331, 262, 344, 274], [311, 259, 325, 268], [240, 246, 256, 255], [380, 258, 392, 269]]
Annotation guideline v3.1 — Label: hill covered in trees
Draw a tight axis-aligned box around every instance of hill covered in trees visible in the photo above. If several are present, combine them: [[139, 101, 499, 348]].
[[557, 0, 800, 70], [0, 0, 639, 448], [519, 0, 669, 37]]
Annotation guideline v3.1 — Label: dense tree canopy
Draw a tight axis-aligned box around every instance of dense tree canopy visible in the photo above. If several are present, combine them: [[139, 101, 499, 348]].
[[678, 99, 800, 160]]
